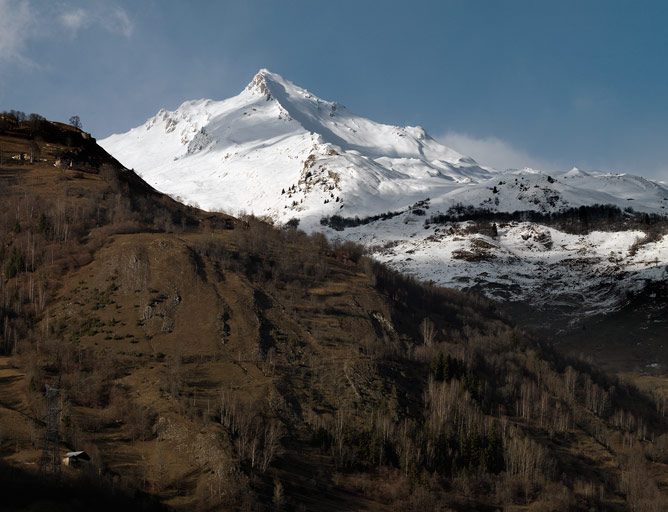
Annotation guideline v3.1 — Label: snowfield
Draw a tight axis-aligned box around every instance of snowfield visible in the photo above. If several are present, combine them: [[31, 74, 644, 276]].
[[101, 69, 668, 319], [333, 215, 667, 320]]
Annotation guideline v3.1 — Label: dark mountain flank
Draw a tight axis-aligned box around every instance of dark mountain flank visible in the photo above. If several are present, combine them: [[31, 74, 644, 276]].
[[0, 115, 667, 511]]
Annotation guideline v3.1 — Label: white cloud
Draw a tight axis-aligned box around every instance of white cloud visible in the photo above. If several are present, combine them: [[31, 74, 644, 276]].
[[439, 131, 556, 172], [59, 8, 88, 31], [0, 0, 35, 63], [108, 6, 133, 38], [58, 4, 133, 39], [440, 132, 668, 182], [0, 0, 133, 68]]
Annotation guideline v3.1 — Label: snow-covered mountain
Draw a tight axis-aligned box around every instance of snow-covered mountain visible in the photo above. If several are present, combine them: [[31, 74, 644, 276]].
[[102, 69, 494, 225], [101, 69, 668, 224], [101, 69, 668, 329]]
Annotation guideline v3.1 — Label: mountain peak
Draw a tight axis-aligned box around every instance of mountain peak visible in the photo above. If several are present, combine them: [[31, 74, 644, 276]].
[[245, 68, 290, 100], [246, 69, 273, 100], [564, 167, 590, 178]]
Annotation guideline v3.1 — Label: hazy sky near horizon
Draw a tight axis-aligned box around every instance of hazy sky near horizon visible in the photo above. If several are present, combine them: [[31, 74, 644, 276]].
[[2, 0, 668, 180]]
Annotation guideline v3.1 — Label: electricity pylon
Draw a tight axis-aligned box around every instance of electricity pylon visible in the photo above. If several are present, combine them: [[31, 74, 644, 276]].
[[39, 385, 61, 476]]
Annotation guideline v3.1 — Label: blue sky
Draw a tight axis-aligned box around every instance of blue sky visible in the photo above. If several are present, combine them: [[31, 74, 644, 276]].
[[2, 0, 668, 180]]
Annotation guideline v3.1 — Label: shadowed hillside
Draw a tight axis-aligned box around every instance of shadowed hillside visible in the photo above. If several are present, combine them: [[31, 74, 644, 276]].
[[1, 114, 667, 511]]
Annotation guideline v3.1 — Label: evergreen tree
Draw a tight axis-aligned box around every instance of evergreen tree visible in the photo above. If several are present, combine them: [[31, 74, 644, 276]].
[[431, 352, 445, 381], [4, 247, 25, 278]]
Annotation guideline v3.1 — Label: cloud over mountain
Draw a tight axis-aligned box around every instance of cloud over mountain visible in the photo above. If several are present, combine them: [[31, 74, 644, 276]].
[[438, 131, 557, 172]]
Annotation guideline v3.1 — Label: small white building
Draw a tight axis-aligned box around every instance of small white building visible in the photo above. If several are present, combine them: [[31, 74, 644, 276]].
[[62, 450, 91, 467]]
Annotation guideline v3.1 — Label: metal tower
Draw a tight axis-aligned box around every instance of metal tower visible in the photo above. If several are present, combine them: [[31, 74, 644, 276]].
[[40, 385, 61, 476]]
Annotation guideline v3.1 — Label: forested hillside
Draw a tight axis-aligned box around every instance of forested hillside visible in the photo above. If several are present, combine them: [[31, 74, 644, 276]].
[[1, 114, 667, 511]]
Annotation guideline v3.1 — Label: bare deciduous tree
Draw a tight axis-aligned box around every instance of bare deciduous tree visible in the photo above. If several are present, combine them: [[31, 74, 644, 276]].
[[69, 115, 82, 130], [420, 317, 436, 347], [273, 479, 284, 511]]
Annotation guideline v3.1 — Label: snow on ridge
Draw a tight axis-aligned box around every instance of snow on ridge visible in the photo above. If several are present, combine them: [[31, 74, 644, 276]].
[[331, 212, 668, 320], [100, 69, 668, 319], [101, 68, 668, 225], [100, 68, 496, 224]]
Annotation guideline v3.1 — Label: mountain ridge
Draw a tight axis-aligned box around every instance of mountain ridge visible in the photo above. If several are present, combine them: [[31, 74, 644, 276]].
[[101, 69, 668, 224], [100, 69, 498, 223], [100, 70, 668, 335]]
